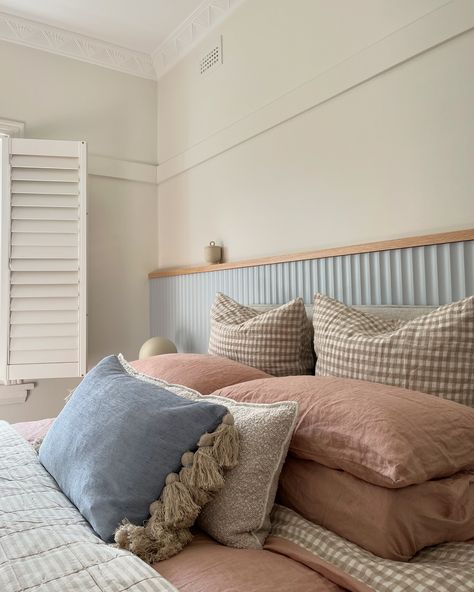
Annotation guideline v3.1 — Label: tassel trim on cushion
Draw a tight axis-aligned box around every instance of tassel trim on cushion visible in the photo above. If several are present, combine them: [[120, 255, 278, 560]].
[[32, 438, 44, 453], [115, 410, 240, 564]]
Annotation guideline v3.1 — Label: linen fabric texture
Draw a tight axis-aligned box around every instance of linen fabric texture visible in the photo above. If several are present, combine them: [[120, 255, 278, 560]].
[[278, 457, 474, 561], [39, 355, 229, 542], [267, 505, 474, 592], [214, 375, 474, 488], [155, 530, 341, 592], [131, 353, 271, 394], [313, 293, 474, 406], [208, 292, 314, 376]]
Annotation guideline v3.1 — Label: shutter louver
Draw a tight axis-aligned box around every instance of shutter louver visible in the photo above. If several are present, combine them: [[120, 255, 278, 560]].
[[0, 139, 87, 381]]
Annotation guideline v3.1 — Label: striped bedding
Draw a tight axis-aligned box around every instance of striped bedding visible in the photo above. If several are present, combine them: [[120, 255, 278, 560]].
[[0, 421, 177, 592]]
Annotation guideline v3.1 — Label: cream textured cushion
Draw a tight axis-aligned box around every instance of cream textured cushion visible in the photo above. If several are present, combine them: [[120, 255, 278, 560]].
[[208, 293, 314, 376], [194, 394, 298, 548], [122, 368, 298, 549], [313, 294, 474, 406]]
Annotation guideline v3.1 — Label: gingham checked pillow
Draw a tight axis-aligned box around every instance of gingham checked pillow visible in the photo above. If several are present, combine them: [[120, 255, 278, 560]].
[[313, 293, 474, 406], [209, 293, 314, 376]]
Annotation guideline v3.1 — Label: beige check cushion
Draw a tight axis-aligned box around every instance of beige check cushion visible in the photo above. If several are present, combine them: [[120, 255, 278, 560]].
[[209, 293, 314, 376], [313, 293, 474, 406]]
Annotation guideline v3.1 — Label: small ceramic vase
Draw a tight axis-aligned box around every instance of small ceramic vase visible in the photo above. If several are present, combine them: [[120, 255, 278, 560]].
[[204, 241, 222, 264]]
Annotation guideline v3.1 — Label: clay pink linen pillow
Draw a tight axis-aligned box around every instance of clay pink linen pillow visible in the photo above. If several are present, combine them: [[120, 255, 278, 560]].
[[214, 376, 474, 488], [131, 353, 272, 395], [278, 456, 474, 561]]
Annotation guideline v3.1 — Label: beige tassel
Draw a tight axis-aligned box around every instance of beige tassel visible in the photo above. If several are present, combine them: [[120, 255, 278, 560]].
[[197, 432, 215, 447], [129, 529, 159, 564], [161, 473, 200, 527], [32, 438, 43, 453], [149, 500, 165, 522], [150, 524, 193, 562], [114, 412, 240, 565], [181, 451, 195, 467], [179, 451, 213, 505], [115, 522, 159, 564], [116, 518, 193, 563], [190, 446, 225, 491], [211, 414, 240, 469], [179, 465, 213, 506], [115, 520, 134, 548]]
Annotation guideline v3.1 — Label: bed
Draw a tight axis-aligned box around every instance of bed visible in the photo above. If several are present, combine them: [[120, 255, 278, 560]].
[[10, 410, 474, 592], [6, 292, 474, 592]]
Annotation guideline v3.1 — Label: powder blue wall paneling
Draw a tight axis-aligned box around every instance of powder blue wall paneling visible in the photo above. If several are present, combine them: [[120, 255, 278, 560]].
[[150, 241, 474, 353]]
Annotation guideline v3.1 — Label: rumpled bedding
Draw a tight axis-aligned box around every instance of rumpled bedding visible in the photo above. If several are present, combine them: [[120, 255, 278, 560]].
[[12, 419, 474, 592], [157, 530, 343, 592], [279, 455, 474, 561], [155, 505, 474, 592], [268, 505, 474, 592]]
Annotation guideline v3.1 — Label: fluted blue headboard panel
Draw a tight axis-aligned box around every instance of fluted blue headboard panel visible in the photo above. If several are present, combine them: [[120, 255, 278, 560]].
[[150, 240, 474, 353]]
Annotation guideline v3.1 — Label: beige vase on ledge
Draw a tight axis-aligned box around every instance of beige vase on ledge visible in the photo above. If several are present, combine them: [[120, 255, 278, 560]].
[[204, 241, 222, 264]]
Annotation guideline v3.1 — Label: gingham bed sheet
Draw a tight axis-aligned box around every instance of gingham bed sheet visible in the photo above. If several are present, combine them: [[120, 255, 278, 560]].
[[271, 504, 474, 592], [0, 421, 178, 592]]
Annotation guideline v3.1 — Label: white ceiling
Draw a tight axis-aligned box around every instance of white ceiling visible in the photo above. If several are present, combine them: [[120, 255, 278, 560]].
[[0, 0, 205, 53]]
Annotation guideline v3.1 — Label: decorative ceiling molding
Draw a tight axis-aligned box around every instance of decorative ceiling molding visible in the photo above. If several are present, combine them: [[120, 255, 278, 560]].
[[0, 1, 247, 80], [152, 0, 247, 79], [0, 11, 156, 80]]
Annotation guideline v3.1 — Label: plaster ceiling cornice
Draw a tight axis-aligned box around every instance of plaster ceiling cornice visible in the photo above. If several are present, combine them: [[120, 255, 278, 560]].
[[0, 11, 156, 79], [0, 0, 247, 80], [152, 0, 246, 79]]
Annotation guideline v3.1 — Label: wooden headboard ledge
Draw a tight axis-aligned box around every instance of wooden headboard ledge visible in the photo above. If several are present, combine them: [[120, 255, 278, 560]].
[[149, 228, 474, 279]]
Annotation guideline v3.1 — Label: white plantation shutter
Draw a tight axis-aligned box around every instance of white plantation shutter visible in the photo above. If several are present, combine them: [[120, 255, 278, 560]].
[[0, 138, 86, 381]]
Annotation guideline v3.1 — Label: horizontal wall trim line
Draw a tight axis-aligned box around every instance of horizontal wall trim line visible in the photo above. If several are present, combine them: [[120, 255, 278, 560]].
[[156, 0, 474, 185], [88, 154, 157, 184], [149, 228, 474, 278]]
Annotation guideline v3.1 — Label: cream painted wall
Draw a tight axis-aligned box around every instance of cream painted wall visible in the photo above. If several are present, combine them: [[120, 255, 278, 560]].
[[0, 41, 157, 422], [157, 0, 474, 267]]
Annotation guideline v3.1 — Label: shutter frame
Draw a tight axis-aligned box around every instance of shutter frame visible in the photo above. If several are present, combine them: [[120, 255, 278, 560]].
[[0, 138, 87, 381], [78, 141, 87, 377], [0, 139, 11, 383]]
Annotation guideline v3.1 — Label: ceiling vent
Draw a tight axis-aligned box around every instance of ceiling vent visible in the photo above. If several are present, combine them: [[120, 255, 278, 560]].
[[200, 36, 223, 75]]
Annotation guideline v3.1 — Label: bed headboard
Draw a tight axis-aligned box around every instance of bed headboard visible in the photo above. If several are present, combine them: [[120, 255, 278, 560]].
[[148, 229, 474, 353]]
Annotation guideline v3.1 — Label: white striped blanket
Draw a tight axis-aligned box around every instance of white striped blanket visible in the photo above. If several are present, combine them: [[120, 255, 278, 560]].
[[0, 421, 178, 592]]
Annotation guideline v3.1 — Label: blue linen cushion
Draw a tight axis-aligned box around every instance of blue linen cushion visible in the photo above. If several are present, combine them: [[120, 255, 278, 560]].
[[39, 355, 229, 542]]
